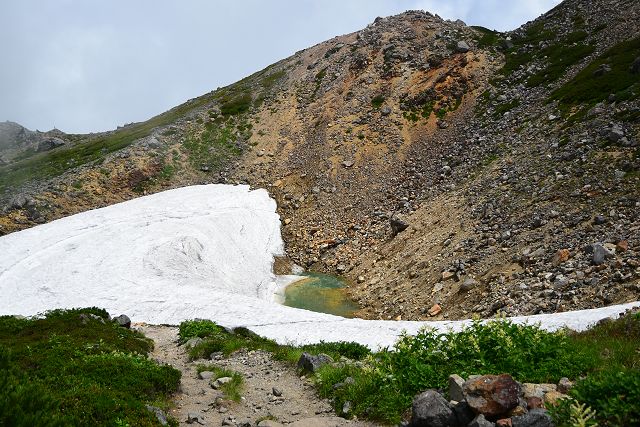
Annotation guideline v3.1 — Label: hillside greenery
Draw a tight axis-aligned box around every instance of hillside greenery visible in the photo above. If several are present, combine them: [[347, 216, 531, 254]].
[[0, 308, 180, 426]]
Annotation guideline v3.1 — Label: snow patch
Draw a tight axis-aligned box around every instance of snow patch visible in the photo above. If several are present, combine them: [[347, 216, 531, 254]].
[[1, 184, 638, 350]]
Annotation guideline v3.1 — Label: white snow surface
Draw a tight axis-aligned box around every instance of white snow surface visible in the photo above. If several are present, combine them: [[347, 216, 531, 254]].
[[1, 184, 638, 350]]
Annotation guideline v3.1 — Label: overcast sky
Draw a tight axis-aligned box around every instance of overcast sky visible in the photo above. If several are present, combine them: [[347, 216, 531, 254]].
[[0, 0, 561, 134]]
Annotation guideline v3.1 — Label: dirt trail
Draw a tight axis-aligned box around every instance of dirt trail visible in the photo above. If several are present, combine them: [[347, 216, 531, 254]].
[[140, 324, 379, 427]]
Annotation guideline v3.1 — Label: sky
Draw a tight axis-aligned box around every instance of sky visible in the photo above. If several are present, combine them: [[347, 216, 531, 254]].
[[0, 0, 561, 134]]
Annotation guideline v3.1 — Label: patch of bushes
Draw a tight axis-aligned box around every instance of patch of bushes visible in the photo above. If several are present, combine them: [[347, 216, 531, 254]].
[[550, 36, 640, 111], [316, 320, 591, 424], [179, 320, 370, 365], [220, 93, 253, 116], [526, 42, 595, 87], [0, 308, 181, 426]]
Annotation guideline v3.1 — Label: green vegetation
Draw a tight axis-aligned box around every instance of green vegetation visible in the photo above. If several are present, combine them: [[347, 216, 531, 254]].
[[501, 22, 557, 77], [550, 311, 640, 426], [0, 308, 180, 426], [493, 98, 521, 117], [220, 92, 253, 116], [178, 320, 369, 364], [371, 95, 385, 109], [472, 26, 501, 49], [183, 120, 242, 170], [550, 36, 640, 113], [526, 43, 595, 87], [316, 320, 590, 423], [0, 93, 218, 193], [178, 313, 639, 426]]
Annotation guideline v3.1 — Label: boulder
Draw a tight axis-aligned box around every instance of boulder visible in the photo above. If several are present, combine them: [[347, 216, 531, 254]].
[[511, 409, 553, 427], [36, 137, 66, 152], [113, 314, 131, 329], [591, 243, 613, 265], [210, 376, 233, 389], [449, 374, 465, 402], [297, 352, 333, 374], [463, 374, 521, 417], [410, 389, 456, 427], [145, 405, 168, 426], [457, 40, 470, 53], [452, 401, 475, 426], [390, 216, 409, 236]]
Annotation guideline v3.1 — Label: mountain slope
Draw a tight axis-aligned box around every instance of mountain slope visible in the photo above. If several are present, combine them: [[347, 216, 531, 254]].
[[1, 0, 638, 321]]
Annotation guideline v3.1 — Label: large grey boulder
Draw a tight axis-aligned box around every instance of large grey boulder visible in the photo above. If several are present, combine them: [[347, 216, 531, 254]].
[[113, 314, 131, 328], [409, 389, 456, 427], [297, 352, 333, 374]]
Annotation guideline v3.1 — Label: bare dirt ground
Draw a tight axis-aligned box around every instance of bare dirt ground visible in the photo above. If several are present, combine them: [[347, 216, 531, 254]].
[[140, 324, 380, 427]]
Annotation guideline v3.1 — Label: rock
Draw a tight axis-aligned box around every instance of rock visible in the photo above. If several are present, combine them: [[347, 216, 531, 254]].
[[557, 378, 573, 394], [185, 337, 203, 348], [542, 391, 567, 407], [511, 409, 553, 427], [441, 271, 455, 281], [463, 374, 521, 417], [112, 314, 131, 329], [593, 215, 607, 225], [410, 389, 456, 427], [381, 106, 392, 116], [469, 414, 495, 427], [460, 278, 478, 292], [521, 383, 556, 399], [593, 63, 611, 76], [607, 125, 625, 143], [297, 352, 333, 374], [592, 243, 613, 265], [186, 412, 203, 424], [272, 387, 282, 397], [198, 370, 214, 380], [145, 405, 168, 426], [551, 249, 570, 266], [526, 396, 544, 410], [428, 304, 442, 317], [497, 419, 513, 427], [449, 374, 466, 402], [210, 376, 233, 389], [616, 240, 629, 252], [452, 401, 475, 426], [257, 421, 284, 427], [342, 160, 354, 168], [457, 40, 470, 53], [390, 216, 409, 236], [36, 137, 66, 152], [341, 401, 352, 416]]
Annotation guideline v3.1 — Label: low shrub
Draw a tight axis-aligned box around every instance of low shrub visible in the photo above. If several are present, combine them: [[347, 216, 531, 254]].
[[317, 320, 590, 423], [0, 308, 180, 426]]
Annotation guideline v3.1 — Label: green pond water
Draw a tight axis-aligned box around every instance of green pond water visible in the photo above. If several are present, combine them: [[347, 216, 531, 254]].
[[283, 272, 359, 318]]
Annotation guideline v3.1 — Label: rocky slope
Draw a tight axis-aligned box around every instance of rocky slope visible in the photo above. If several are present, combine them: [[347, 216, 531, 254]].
[[1, 0, 638, 321]]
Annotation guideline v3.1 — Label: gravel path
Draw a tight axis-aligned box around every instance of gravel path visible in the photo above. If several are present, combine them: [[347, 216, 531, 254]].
[[141, 324, 379, 427]]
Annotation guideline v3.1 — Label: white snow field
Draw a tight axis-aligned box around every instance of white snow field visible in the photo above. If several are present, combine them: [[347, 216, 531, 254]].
[[1, 184, 638, 349]]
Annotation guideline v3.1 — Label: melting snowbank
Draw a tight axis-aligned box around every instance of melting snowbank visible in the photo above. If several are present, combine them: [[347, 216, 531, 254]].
[[1, 184, 638, 350]]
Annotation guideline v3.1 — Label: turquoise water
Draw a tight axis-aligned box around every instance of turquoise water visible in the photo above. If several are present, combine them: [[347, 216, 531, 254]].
[[283, 272, 359, 318]]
